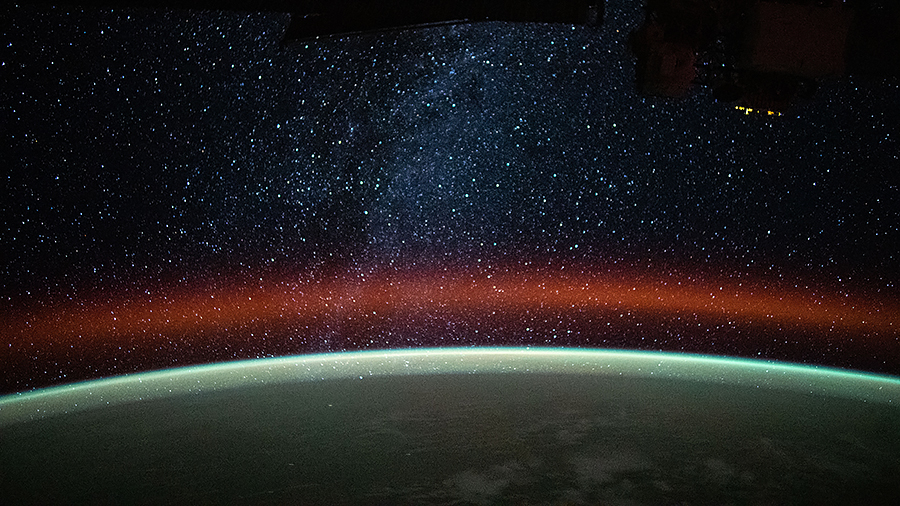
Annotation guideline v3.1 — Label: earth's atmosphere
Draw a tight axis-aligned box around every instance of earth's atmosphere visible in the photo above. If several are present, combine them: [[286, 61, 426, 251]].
[[2, 349, 899, 504], [2, 1, 899, 394]]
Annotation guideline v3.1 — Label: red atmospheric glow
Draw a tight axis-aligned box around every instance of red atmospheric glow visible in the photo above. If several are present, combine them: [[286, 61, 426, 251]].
[[2, 266, 897, 392]]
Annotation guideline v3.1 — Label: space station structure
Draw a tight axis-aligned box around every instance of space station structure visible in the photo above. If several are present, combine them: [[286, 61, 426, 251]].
[[282, 0, 605, 42], [630, 0, 900, 114]]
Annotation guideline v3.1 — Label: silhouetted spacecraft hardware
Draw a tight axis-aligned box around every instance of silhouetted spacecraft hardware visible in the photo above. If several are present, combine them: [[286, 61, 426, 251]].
[[631, 0, 900, 114], [282, 0, 604, 42], [22, 0, 897, 114], [25, 0, 604, 40]]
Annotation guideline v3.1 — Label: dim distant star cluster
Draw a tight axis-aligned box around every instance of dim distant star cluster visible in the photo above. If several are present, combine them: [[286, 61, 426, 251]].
[[1, 2, 899, 393]]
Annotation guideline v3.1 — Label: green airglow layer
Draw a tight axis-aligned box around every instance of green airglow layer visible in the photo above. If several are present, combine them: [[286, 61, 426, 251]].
[[2, 347, 899, 427]]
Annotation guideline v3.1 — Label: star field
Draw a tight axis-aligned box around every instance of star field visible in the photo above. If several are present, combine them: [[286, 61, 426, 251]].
[[1, 2, 899, 393]]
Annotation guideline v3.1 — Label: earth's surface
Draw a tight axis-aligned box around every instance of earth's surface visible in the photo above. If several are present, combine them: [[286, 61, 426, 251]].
[[2, 348, 899, 505]]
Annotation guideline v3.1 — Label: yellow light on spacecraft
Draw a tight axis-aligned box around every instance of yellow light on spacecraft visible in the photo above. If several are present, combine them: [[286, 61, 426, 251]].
[[735, 106, 782, 117]]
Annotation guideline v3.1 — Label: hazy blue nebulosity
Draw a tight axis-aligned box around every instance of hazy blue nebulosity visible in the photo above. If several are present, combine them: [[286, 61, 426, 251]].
[[1, 1, 898, 389]]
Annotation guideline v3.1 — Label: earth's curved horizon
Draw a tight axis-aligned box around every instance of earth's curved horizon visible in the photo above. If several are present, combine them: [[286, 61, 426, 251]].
[[2, 348, 899, 505], [3, 347, 900, 426], [3, 3, 900, 395], [4, 264, 899, 395]]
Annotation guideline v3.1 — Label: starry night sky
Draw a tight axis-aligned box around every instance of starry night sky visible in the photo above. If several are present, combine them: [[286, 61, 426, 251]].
[[2, 2, 899, 393]]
